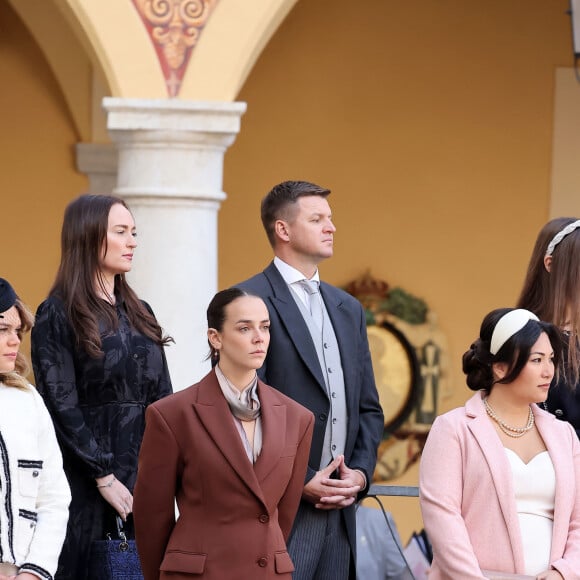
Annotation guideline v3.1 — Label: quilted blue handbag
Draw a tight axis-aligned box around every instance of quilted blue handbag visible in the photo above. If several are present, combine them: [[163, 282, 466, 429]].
[[88, 516, 143, 580]]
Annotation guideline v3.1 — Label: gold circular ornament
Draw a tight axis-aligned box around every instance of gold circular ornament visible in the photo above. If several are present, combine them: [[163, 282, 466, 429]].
[[367, 321, 420, 434]]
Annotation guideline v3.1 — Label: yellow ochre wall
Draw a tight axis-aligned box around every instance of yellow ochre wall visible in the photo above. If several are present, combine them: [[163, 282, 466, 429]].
[[222, 0, 570, 409], [0, 0, 88, 306], [220, 0, 572, 540], [0, 0, 574, 544]]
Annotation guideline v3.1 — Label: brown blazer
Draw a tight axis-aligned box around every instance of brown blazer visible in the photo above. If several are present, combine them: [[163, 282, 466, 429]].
[[133, 370, 314, 580]]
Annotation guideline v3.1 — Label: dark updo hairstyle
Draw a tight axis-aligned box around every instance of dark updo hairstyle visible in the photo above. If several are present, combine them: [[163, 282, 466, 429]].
[[462, 307, 563, 393], [206, 287, 263, 364]]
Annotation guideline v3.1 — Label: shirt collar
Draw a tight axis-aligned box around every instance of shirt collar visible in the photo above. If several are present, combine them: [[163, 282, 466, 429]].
[[273, 256, 320, 285], [215, 365, 258, 402]]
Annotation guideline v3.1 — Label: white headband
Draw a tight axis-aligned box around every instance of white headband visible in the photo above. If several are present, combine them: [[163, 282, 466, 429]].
[[545, 219, 580, 257], [489, 309, 539, 355]]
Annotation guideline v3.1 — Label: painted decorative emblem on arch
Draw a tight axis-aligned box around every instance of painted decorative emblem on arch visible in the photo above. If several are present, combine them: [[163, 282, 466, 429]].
[[131, 0, 218, 97]]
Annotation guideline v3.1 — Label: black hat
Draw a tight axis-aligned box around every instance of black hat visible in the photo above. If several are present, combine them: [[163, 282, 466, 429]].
[[0, 278, 18, 315]]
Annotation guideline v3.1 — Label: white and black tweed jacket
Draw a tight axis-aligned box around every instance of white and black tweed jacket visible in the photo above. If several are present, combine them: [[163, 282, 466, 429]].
[[0, 382, 70, 580]]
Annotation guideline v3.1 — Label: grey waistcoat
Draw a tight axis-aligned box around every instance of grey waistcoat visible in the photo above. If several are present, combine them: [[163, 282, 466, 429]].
[[290, 286, 348, 468]]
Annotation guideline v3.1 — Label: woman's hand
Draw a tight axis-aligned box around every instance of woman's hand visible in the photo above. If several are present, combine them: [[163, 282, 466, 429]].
[[11, 573, 39, 580], [95, 474, 133, 521]]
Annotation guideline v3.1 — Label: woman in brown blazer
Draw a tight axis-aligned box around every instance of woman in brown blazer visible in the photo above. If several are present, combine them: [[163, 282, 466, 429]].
[[133, 288, 314, 580]]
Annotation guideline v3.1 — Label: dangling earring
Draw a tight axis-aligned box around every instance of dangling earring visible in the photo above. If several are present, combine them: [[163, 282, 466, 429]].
[[211, 347, 220, 367]]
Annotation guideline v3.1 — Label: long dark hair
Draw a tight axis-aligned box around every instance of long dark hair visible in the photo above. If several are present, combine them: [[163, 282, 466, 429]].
[[517, 217, 580, 384], [50, 194, 172, 357], [463, 307, 563, 393]]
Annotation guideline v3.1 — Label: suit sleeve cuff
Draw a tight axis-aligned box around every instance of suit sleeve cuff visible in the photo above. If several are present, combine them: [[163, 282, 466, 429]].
[[354, 469, 367, 490]]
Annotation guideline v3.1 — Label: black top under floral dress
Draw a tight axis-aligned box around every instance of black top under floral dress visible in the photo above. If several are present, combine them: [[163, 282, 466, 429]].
[[31, 295, 172, 580]]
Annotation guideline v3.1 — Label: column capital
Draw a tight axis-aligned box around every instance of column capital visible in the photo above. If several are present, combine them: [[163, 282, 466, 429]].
[[102, 97, 246, 203], [75, 142, 118, 194], [103, 98, 247, 145]]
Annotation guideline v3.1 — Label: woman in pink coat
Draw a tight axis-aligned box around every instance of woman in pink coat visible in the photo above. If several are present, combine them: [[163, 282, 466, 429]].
[[420, 308, 580, 579]]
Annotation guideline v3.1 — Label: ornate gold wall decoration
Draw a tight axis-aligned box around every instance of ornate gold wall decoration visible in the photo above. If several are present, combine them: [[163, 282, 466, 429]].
[[132, 0, 218, 97], [346, 271, 452, 481]]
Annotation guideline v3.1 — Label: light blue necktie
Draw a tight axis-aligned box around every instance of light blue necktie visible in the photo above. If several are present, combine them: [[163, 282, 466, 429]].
[[300, 279, 323, 329]]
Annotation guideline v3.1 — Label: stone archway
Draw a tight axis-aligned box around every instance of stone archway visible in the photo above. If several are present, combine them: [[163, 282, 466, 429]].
[[8, 0, 300, 387]]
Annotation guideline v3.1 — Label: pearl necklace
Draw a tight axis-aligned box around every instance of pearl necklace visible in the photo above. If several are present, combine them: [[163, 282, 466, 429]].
[[483, 397, 534, 438]]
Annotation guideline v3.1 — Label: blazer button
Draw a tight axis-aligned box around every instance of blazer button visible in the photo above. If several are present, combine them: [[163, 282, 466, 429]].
[[259, 514, 269, 523], [32, 471, 39, 478], [257, 557, 268, 567], [319, 413, 327, 422], [555, 409, 564, 418]]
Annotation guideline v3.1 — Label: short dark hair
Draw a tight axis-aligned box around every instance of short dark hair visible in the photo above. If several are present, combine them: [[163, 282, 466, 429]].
[[462, 307, 563, 393], [260, 180, 331, 247]]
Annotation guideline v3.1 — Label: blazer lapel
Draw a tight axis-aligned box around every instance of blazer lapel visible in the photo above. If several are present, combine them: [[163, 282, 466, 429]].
[[263, 263, 327, 392], [254, 382, 287, 511], [465, 394, 526, 570], [192, 373, 266, 506]]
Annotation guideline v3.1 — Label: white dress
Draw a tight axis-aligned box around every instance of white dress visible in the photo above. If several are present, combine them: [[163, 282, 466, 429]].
[[505, 448, 555, 575]]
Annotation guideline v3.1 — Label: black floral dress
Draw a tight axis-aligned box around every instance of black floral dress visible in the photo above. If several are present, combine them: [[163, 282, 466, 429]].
[[31, 295, 172, 580]]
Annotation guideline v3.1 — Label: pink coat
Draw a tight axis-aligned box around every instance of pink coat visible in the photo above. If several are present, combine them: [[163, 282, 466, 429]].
[[420, 392, 580, 579]]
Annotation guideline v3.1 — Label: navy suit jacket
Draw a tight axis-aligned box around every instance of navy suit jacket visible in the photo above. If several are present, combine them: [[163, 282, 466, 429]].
[[237, 262, 384, 548]]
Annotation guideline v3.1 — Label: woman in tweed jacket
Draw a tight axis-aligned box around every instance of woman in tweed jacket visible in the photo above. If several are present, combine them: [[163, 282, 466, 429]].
[[0, 278, 70, 580]]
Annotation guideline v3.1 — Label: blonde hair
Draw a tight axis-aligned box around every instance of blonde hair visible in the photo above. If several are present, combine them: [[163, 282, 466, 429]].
[[0, 299, 34, 391]]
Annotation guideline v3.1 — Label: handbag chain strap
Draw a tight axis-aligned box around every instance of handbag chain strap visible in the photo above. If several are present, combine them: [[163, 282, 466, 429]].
[[114, 516, 130, 552]]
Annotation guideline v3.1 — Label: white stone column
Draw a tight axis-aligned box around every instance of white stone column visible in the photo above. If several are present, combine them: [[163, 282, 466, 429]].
[[75, 143, 118, 194], [102, 98, 246, 391]]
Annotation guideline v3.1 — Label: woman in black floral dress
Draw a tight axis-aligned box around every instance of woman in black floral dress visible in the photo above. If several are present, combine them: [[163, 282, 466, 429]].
[[31, 194, 173, 580]]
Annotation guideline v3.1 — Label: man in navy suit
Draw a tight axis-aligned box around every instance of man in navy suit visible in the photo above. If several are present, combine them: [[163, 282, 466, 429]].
[[237, 180, 384, 580]]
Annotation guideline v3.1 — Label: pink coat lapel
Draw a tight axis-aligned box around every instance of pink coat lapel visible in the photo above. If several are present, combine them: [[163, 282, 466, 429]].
[[465, 395, 577, 572], [465, 393, 526, 571]]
